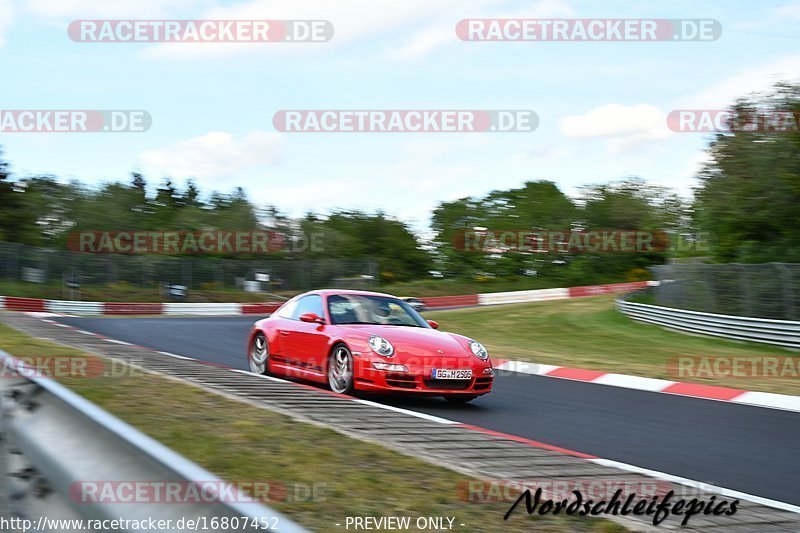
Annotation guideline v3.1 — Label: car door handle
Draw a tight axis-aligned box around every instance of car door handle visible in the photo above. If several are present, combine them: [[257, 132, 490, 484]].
[[279, 330, 290, 336]]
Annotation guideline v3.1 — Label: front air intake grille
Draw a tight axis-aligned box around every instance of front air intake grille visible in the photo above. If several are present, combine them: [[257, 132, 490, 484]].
[[423, 379, 472, 390]]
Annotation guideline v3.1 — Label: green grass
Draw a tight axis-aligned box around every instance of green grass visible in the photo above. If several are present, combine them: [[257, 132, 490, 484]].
[[428, 295, 799, 395], [0, 323, 626, 532]]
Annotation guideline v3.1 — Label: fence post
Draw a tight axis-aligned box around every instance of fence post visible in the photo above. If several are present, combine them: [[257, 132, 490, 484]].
[[737, 264, 753, 316], [774, 263, 794, 320]]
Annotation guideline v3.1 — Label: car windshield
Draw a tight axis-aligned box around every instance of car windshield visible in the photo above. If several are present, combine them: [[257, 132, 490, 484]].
[[327, 294, 429, 327]]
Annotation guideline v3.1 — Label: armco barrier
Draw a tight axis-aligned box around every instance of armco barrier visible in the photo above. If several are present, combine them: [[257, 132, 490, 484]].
[[0, 349, 306, 532], [0, 281, 651, 316], [104, 302, 164, 315], [163, 302, 242, 316], [3, 296, 46, 312], [478, 287, 569, 305], [617, 294, 800, 349], [569, 281, 649, 298], [47, 300, 104, 315], [242, 303, 282, 314], [420, 294, 480, 308]]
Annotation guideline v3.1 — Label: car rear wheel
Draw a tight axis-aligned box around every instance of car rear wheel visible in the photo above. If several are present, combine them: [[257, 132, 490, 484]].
[[444, 395, 477, 404], [249, 332, 269, 375], [328, 344, 354, 394]]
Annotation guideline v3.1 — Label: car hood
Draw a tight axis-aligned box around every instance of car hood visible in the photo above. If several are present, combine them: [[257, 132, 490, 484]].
[[343, 325, 471, 358]]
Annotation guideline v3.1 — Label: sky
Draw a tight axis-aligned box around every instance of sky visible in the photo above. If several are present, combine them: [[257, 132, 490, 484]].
[[1, 0, 798, 232]]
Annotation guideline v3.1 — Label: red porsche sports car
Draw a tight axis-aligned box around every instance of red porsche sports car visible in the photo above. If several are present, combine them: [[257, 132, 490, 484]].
[[247, 289, 494, 402]]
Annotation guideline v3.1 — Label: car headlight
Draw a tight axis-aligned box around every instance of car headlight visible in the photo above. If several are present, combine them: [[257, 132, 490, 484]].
[[469, 340, 489, 360], [368, 335, 394, 357]]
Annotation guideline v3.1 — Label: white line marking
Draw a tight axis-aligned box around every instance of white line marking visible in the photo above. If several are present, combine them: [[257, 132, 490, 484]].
[[591, 458, 800, 514], [76, 330, 98, 336], [353, 398, 458, 425], [157, 351, 195, 361], [53, 323, 70, 328], [104, 339, 133, 345], [591, 373, 676, 392]]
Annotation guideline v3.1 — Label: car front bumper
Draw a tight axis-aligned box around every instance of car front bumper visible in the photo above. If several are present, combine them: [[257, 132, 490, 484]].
[[354, 357, 494, 395]]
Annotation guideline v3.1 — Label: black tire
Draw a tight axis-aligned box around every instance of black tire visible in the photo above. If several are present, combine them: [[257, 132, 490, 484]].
[[328, 344, 354, 394], [444, 395, 478, 404]]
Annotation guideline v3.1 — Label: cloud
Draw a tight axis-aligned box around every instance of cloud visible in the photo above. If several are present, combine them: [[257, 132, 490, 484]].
[[0, 0, 14, 47], [776, 2, 800, 19], [140, 130, 283, 180], [560, 104, 672, 154], [678, 53, 800, 108]]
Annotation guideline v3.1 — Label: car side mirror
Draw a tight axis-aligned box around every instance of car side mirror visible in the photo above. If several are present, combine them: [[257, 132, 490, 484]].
[[300, 312, 325, 324], [427, 320, 439, 329]]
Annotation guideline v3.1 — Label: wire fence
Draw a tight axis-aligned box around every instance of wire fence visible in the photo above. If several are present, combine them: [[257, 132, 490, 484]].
[[0, 241, 378, 293], [650, 263, 800, 320]]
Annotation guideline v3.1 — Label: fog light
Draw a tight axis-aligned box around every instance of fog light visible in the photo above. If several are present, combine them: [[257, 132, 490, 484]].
[[372, 362, 409, 372], [482, 368, 494, 376]]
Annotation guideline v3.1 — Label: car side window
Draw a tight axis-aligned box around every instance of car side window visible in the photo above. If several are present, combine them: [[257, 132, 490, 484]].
[[291, 295, 324, 320]]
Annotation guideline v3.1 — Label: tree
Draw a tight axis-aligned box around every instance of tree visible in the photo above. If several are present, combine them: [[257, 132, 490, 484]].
[[183, 179, 201, 207], [0, 149, 37, 244], [320, 210, 433, 281], [695, 83, 800, 262], [432, 180, 577, 277]]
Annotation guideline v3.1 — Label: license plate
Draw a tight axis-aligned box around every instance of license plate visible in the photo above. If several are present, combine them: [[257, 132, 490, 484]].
[[431, 368, 472, 380]]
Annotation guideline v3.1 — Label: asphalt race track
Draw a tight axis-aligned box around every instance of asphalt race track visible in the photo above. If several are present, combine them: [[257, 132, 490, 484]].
[[57, 315, 800, 507]]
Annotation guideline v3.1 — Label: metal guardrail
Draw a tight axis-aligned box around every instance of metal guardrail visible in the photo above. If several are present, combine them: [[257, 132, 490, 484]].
[[0, 349, 308, 532], [617, 290, 800, 349]]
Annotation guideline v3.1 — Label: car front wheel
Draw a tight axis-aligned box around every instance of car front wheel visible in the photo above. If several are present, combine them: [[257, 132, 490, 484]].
[[249, 332, 269, 375], [328, 344, 354, 394]]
